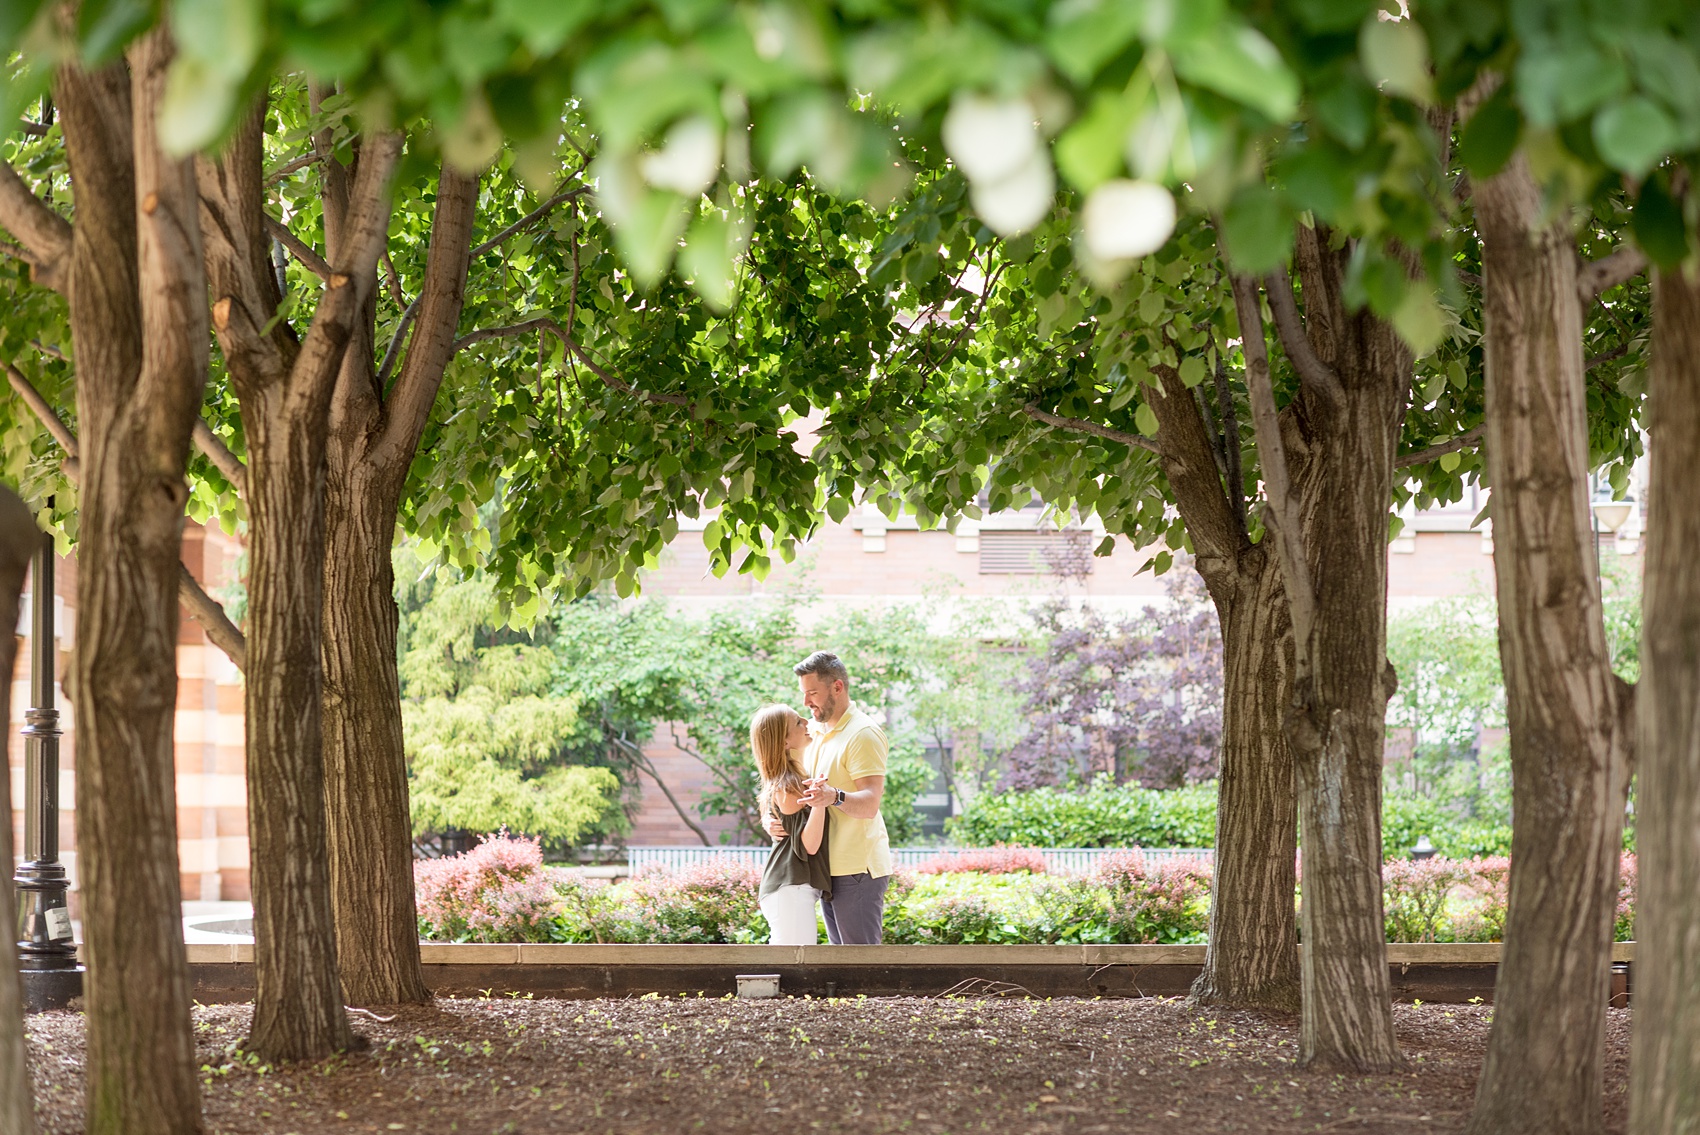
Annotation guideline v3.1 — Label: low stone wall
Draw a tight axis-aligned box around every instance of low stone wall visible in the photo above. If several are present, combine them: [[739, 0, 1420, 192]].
[[177, 942, 1637, 1005]]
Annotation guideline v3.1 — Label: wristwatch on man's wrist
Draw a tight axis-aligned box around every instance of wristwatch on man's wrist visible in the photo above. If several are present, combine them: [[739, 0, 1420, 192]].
[[832, 788, 847, 808]]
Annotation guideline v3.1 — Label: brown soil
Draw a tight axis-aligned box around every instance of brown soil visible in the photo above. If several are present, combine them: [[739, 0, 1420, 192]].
[[26, 997, 1632, 1134]]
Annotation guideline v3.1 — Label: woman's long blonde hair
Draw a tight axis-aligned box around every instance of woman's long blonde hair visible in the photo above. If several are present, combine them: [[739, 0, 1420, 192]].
[[751, 703, 806, 816]]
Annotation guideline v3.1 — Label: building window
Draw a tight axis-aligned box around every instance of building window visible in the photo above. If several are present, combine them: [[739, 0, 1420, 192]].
[[978, 529, 1096, 575]]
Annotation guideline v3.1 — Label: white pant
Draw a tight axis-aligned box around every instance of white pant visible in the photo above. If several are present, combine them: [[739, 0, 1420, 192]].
[[760, 884, 821, 946]]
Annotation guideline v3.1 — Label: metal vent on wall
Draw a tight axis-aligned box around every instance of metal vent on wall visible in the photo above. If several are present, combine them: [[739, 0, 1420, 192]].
[[978, 530, 1095, 575]]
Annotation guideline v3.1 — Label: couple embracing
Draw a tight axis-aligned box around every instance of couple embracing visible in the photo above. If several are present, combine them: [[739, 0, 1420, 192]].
[[748, 651, 892, 946]]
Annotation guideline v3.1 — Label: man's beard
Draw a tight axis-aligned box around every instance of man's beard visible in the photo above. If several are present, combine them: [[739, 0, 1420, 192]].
[[811, 694, 840, 722]]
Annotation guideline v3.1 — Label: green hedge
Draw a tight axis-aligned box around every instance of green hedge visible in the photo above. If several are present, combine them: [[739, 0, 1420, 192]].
[[953, 782, 1519, 860], [948, 780, 1218, 848]]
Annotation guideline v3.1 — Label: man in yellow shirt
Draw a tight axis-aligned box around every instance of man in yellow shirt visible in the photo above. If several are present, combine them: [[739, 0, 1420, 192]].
[[771, 651, 892, 943]]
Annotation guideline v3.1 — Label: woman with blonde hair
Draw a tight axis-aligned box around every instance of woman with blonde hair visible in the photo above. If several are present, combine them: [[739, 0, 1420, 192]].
[[751, 703, 831, 945]]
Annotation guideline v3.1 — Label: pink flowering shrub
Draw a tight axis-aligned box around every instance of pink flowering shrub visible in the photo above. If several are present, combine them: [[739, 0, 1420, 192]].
[[1380, 854, 1638, 943], [1382, 857, 1471, 943], [1616, 853, 1636, 941], [1088, 851, 1211, 943], [1449, 856, 1511, 943], [914, 844, 1048, 875], [415, 834, 560, 943]]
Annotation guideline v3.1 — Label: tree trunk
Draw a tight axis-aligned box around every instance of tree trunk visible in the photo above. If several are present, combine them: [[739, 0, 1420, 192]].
[[1279, 224, 1408, 1071], [1465, 155, 1631, 1135], [199, 109, 401, 1063], [321, 165, 475, 1005], [0, 488, 40, 1135], [1628, 254, 1700, 1135], [240, 380, 356, 1059], [1143, 366, 1300, 1012], [322, 469, 429, 1005], [59, 41, 204, 1135], [1192, 543, 1300, 1011]]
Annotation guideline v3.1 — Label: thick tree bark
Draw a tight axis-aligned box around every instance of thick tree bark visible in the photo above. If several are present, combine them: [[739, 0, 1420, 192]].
[[1283, 227, 1407, 1072], [322, 166, 476, 1005], [58, 39, 204, 1135], [0, 487, 40, 1135], [1465, 155, 1631, 1135], [200, 107, 401, 1062], [1141, 371, 1300, 1011], [1628, 256, 1700, 1135], [1192, 544, 1299, 1010], [1234, 224, 1407, 1071], [322, 471, 429, 1005]]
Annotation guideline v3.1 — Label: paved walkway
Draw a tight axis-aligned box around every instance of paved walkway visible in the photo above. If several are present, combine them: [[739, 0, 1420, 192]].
[[182, 900, 253, 943]]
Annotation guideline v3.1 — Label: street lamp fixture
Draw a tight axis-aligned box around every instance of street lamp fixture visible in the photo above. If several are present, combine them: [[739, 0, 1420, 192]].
[[15, 523, 84, 1011]]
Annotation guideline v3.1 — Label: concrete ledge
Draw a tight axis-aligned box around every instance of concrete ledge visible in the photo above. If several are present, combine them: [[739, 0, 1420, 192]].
[[177, 941, 1637, 1005], [171, 941, 1637, 966]]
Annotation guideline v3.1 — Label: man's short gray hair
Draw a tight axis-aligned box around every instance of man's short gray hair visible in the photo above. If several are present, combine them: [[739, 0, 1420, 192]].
[[793, 651, 849, 686]]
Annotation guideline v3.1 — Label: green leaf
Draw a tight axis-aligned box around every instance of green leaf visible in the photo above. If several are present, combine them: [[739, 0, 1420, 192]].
[[702, 517, 723, 549], [1172, 26, 1299, 123], [76, 0, 150, 63], [157, 58, 241, 157], [493, 0, 596, 55], [1438, 452, 1461, 473], [1593, 96, 1677, 182], [1359, 17, 1433, 104], [1219, 187, 1294, 273], [826, 495, 850, 524], [1517, 47, 1628, 128], [1134, 402, 1159, 437], [680, 210, 741, 312], [1457, 85, 1521, 179], [0, 0, 47, 46], [1055, 89, 1139, 192], [1391, 285, 1445, 358], [1632, 170, 1689, 270], [1045, 0, 1148, 86]]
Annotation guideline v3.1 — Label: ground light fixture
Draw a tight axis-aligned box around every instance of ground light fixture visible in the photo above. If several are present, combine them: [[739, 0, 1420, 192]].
[[1590, 496, 1634, 571]]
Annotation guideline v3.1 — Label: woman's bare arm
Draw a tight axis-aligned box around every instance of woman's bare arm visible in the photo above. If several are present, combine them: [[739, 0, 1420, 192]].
[[801, 803, 827, 855]]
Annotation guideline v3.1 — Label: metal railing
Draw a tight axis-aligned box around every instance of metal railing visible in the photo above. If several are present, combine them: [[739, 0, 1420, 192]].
[[625, 845, 1214, 876]]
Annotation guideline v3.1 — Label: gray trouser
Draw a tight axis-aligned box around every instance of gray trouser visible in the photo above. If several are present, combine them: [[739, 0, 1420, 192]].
[[822, 871, 888, 945]]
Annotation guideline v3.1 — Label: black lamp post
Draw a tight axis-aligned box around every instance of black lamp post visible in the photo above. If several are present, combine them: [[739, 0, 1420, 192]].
[[15, 523, 84, 1011]]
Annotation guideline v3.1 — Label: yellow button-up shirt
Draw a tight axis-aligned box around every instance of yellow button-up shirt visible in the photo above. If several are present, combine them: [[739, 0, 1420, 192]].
[[805, 701, 892, 878]]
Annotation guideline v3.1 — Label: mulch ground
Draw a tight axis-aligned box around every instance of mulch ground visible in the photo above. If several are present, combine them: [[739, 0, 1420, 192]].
[[26, 996, 1632, 1134]]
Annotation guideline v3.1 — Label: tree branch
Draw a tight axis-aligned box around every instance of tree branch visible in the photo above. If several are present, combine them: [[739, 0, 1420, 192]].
[[1585, 344, 1629, 372], [1231, 273, 1318, 662], [1212, 357, 1246, 529], [178, 563, 247, 671], [373, 166, 478, 469], [453, 317, 692, 406], [0, 160, 72, 292], [1021, 403, 1161, 454], [1264, 266, 1345, 411], [1577, 246, 1647, 306], [191, 419, 246, 494], [1396, 424, 1485, 468], [375, 295, 420, 391], [612, 733, 713, 847], [469, 188, 586, 258], [264, 214, 331, 279], [4, 359, 246, 669], [265, 152, 320, 185], [5, 359, 78, 456]]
